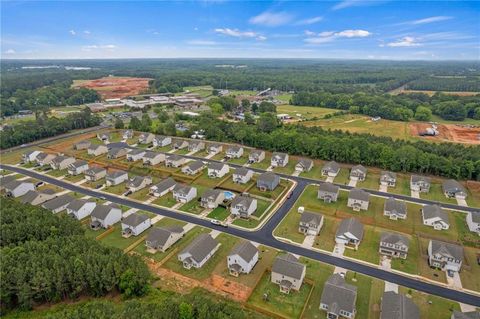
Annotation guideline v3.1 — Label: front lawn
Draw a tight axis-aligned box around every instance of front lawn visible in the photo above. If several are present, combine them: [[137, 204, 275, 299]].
[[398, 286, 460, 319], [207, 207, 230, 221], [152, 193, 177, 208], [391, 234, 420, 275], [301, 258, 334, 319], [344, 225, 381, 265]]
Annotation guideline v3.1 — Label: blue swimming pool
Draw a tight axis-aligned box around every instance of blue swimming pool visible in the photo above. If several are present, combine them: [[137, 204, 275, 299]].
[[224, 191, 235, 200]]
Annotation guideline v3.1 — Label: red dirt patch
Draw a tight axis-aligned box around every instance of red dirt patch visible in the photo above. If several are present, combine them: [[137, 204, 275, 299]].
[[409, 123, 480, 144], [73, 77, 152, 99]]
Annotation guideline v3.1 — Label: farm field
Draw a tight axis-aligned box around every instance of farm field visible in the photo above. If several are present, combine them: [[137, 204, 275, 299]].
[[276, 104, 338, 120]]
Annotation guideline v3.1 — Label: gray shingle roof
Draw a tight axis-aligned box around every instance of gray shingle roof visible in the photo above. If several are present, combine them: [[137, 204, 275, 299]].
[[234, 167, 251, 177], [91, 205, 117, 220], [250, 149, 264, 157], [167, 154, 183, 162], [19, 190, 46, 204], [152, 177, 176, 193], [185, 160, 204, 171], [411, 175, 431, 184], [231, 195, 255, 209], [0, 175, 16, 186], [452, 311, 480, 319], [67, 199, 94, 211], [430, 240, 464, 261], [85, 166, 106, 176], [336, 218, 364, 240], [318, 182, 340, 194], [470, 211, 480, 224], [69, 160, 88, 169], [208, 162, 226, 171], [323, 161, 340, 173], [349, 188, 370, 202], [297, 158, 313, 169], [257, 172, 279, 184], [42, 194, 75, 210], [122, 213, 149, 227], [272, 152, 288, 160], [143, 151, 160, 159], [127, 176, 150, 188], [422, 204, 448, 223], [321, 274, 357, 314], [381, 171, 397, 180], [229, 241, 258, 263], [272, 253, 305, 280], [442, 179, 466, 194], [227, 145, 242, 153], [384, 197, 407, 215], [107, 142, 129, 149], [201, 188, 223, 202], [179, 233, 218, 263], [380, 291, 419, 319], [300, 211, 323, 226], [129, 149, 146, 156], [147, 226, 184, 247], [106, 170, 127, 179], [351, 165, 367, 174], [380, 232, 409, 247], [4, 180, 31, 191], [173, 183, 194, 196]]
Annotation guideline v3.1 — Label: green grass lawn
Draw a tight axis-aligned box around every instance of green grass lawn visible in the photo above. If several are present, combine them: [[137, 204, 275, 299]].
[[368, 277, 385, 319], [46, 169, 67, 177], [194, 171, 226, 188], [301, 258, 334, 319], [391, 234, 421, 275], [344, 225, 381, 265], [248, 270, 313, 319], [276, 104, 336, 120], [345, 272, 373, 319], [163, 233, 239, 280], [398, 286, 460, 319], [299, 159, 328, 181], [388, 174, 412, 196], [421, 183, 457, 205], [251, 199, 272, 219], [459, 246, 480, 292], [219, 178, 254, 193], [357, 171, 381, 191], [129, 187, 153, 201], [250, 158, 272, 170], [99, 227, 149, 251], [103, 182, 127, 195], [232, 218, 261, 229], [179, 198, 204, 214], [152, 193, 177, 208], [334, 168, 351, 185], [207, 207, 230, 221], [248, 179, 290, 200], [417, 237, 447, 285], [272, 157, 298, 175], [227, 155, 249, 165], [62, 174, 86, 183]]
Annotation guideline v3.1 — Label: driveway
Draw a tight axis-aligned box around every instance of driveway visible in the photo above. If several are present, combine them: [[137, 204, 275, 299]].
[[292, 170, 301, 177], [123, 208, 138, 218], [411, 190, 420, 198], [151, 215, 164, 224], [348, 179, 357, 187], [446, 271, 463, 290], [301, 234, 316, 248], [456, 198, 468, 207], [380, 257, 398, 293], [325, 176, 335, 183], [379, 184, 388, 192]]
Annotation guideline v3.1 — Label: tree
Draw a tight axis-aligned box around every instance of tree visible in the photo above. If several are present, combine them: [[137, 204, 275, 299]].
[[209, 102, 224, 115], [129, 117, 142, 130], [436, 101, 467, 121], [414, 106, 432, 121], [258, 101, 276, 113], [244, 112, 255, 125], [114, 118, 125, 129], [241, 99, 250, 110], [141, 113, 152, 131], [179, 302, 194, 319], [119, 269, 149, 299], [154, 109, 169, 122], [257, 112, 278, 133], [212, 89, 219, 96], [251, 102, 258, 114]]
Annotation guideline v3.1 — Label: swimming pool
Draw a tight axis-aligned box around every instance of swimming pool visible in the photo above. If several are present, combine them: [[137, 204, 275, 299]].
[[224, 191, 235, 200]]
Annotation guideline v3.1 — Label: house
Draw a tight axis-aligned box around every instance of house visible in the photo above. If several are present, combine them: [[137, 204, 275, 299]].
[[200, 189, 225, 209], [380, 171, 397, 187], [106, 170, 128, 186], [422, 204, 450, 230], [107, 147, 127, 159], [207, 162, 229, 178], [248, 150, 265, 163], [295, 158, 313, 172], [106, 142, 129, 150], [165, 154, 186, 167], [74, 140, 91, 150], [317, 183, 340, 203], [257, 172, 280, 191], [298, 211, 324, 235], [22, 150, 42, 163], [271, 253, 306, 294], [20, 190, 56, 206], [230, 195, 257, 219], [35, 153, 57, 166], [181, 160, 204, 175], [145, 226, 184, 253], [335, 217, 364, 249], [126, 149, 146, 162], [85, 166, 107, 182], [380, 291, 419, 319], [122, 129, 133, 140], [322, 161, 340, 177], [172, 139, 188, 150], [50, 155, 76, 170], [138, 132, 155, 144], [233, 167, 253, 184], [384, 197, 407, 220], [188, 140, 205, 152], [127, 176, 153, 193], [207, 143, 222, 155], [443, 179, 467, 199], [87, 144, 108, 156], [150, 177, 176, 197], [97, 133, 110, 143], [451, 311, 480, 319], [178, 233, 220, 269], [66, 199, 96, 220], [153, 135, 172, 147], [227, 241, 259, 277], [410, 175, 431, 193], [350, 165, 367, 181], [379, 232, 409, 259], [67, 160, 89, 175], [226, 146, 244, 159], [121, 213, 151, 237], [173, 184, 197, 203], [271, 152, 289, 167], [428, 239, 464, 272], [466, 211, 480, 235], [0, 175, 15, 191], [320, 274, 357, 319], [142, 151, 165, 166], [4, 181, 35, 198], [42, 194, 75, 213], [347, 188, 370, 211], [90, 204, 122, 229]]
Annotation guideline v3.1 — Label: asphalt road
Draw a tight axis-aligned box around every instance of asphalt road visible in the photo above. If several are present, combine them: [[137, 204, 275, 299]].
[[3, 164, 480, 307]]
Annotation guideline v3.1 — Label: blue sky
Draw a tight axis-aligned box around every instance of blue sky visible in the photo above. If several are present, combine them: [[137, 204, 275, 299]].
[[2, 1, 479, 60]]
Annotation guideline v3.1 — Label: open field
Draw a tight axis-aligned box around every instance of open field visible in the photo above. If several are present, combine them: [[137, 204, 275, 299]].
[[72, 76, 152, 99], [398, 286, 461, 319], [276, 104, 337, 120]]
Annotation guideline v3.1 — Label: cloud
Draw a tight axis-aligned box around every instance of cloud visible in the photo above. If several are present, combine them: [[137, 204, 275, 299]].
[[403, 16, 453, 25], [187, 40, 217, 45], [295, 16, 323, 25], [69, 30, 76, 35], [82, 44, 117, 51], [305, 29, 371, 44], [4, 49, 15, 54], [332, 0, 383, 10], [385, 36, 420, 47], [214, 28, 266, 40], [304, 30, 316, 36], [249, 11, 293, 26]]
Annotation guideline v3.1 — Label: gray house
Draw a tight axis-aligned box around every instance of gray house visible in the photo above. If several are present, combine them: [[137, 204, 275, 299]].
[[87, 144, 108, 156], [50, 155, 76, 170], [107, 147, 127, 159], [249, 150, 265, 163], [67, 160, 89, 176], [336, 217, 364, 249], [257, 172, 280, 191], [207, 143, 222, 155], [4, 181, 35, 198], [173, 139, 189, 150], [271, 152, 289, 167], [145, 226, 184, 253], [178, 233, 220, 269], [201, 189, 225, 209], [271, 253, 306, 294], [138, 132, 155, 144], [442, 179, 467, 199], [121, 213, 152, 237], [295, 158, 313, 172], [181, 160, 204, 175], [126, 149, 146, 162], [410, 175, 431, 193], [230, 195, 257, 218], [165, 154, 186, 167], [428, 239, 463, 272], [320, 274, 357, 319], [347, 188, 370, 211], [422, 204, 450, 230], [380, 171, 397, 187], [127, 175, 153, 193], [207, 162, 229, 178], [74, 140, 91, 150], [105, 170, 128, 186], [20, 190, 56, 206], [317, 183, 340, 203], [173, 184, 197, 203], [322, 161, 340, 177], [350, 165, 367, 181], [379, 232, 409, 259], [42, 194, 75, 214], [233, 167, 253, 184], [150, 177, 176, 197], [226, 145, 244, 158], [85, 166, 107, 182], [380, 291, 419, 319], [298, 211, 324, 235], [153, 135, 172, 148], [384, 197, 407, 220], [35, 153, 57, 167], [227, 241, 259, 277], [90, 204, 122, 229], [142, 152, 165, 166], [188, 140, 205, 152]]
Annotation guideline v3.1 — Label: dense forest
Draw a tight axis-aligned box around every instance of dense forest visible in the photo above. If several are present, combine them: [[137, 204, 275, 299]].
[[291, 91, 480, 121], [0, 109, 101, 149], [406, 76, 480, 92], [0, 198, 150, 312]]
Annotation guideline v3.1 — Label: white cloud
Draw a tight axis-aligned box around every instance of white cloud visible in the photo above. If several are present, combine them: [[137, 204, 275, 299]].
[[249, 11, 293, 27], [83, 30, 91, 35], [214, 28, 265, 41], [404, 16, 453, 25], [304, 30, 316, 36], [82, 44, 117, 51], [69, 30, 76, 35], [305, 29, 371, 44], [336, 29, 371, 38], [295, 16, 323, 25], [332, 0, 379, 10], [187, 40, 217, 45], [4, 49, 15, 54], [385, 36, 420, 47], [256, 35, 267, 41]]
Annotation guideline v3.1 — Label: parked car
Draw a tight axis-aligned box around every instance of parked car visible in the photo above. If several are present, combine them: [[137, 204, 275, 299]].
[[35, 181, 44, 187]]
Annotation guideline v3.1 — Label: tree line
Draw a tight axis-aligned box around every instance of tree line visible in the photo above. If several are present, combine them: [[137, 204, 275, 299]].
[[406, 76, 480, 92], [0, 109, 101, 149], [0, 198, 150, 313]]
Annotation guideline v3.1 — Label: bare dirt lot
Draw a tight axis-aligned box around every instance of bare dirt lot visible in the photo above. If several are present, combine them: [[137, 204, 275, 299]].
[[73, 76, 152, 99], [409, 123, 480, 144]]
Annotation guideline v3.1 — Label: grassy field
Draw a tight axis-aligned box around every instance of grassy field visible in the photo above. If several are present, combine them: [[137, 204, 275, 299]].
[[152, 193, 178, 208], [207, 206, 230, 221], [276, 104, 337, 120], [398, 286, 460, 319], [344, 225, 382, 265], [301, 259, 334, 319], [100, 226, 147, 251]]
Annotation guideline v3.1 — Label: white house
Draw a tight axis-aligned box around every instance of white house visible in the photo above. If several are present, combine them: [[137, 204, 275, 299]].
[[66, 199, 96, 220], [230, 196, 257, 219], [105, 170, 128, 186], [165, 154, 185, 167], [350, 165, 367, 181], [173, 184, 197, 203], [138, 133, 155, 144], [207, 143, 223, 155], [233, 167, 253, 184], [121, 213, 152, 237], [127, 176, 153, 193], [35, 153, 57, 166], [322, 161, 340, 177], [178, 234, 220, 269], [90, 204, 122, 230], [335, 217, 364, 249], [50, 156, 76, 170], [74, 140, 91, 150], [466, 211, 480, 235], [87, 144, 108, 156], [188, 141, 205, 152], [295, 158, 313, 173], [298, 211, 324, 236], [126, 149, 146, 162], [227, 241, 259, 277], [4, 181, 35, 198], [150, 177, 176, 197], [320, 274, 357, 319], [383, 197, 407, 220], [172, 139, 189, 150], [67, 160, 89, 176], [410, 175, 431, 193], [181, 160, 204, 175], [200, 189, 225, 209], [145, 226, 184, 253], [226, 146, 244, 159], [122, 129, 133, 140], [142, 151, 165, 166], [271, 152, 289, 167], [271, 254, 306, 294], [22, 150, 42, 163], [347, 188, 370, 211], [153, 135, 172, 148], [380, 171, 397, 187], [428, 240, 464, 272], [208, 162, 229, 178], [85, 167, 107, 182], [422, 204, 450, 230], [248, 150, 265, 163]]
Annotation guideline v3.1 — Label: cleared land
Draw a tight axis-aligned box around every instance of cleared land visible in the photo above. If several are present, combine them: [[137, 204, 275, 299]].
[[72, 76, 152, 99]]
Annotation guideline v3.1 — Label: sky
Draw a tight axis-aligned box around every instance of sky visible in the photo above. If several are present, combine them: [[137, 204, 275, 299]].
[[1, 0, 479, 60]]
